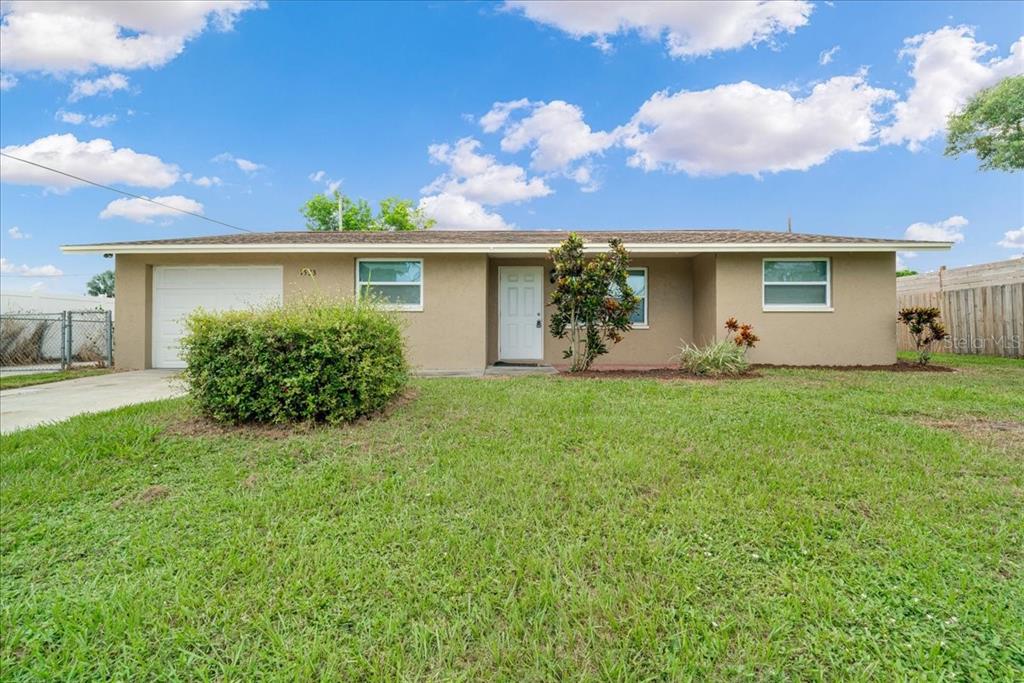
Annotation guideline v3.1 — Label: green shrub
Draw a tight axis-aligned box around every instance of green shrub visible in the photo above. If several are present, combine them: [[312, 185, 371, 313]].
[[181, 298, 408, 424], [678, 340, 751, 376]]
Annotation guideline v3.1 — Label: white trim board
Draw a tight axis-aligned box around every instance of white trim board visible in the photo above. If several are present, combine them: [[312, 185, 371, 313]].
[[62, 241, 953, 255]]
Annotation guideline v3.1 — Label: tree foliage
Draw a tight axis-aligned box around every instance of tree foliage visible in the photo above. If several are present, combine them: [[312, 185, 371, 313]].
[[300, 191, 435, 232], [86, 270, 115, 298], [898, 307, 949, 365], [548, 233, 638, 372], [945, 75, 1024, 172], [896, 269, 918, 277]]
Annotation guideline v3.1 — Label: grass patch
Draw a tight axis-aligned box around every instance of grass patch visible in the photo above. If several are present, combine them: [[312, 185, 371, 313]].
[[0, 368, 112, 391], [1, 356, 1022, 679]]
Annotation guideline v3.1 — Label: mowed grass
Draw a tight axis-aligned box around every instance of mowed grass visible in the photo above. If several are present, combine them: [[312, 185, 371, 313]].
[[1, 354, 1022, 680], [0, 368, 112, 391]]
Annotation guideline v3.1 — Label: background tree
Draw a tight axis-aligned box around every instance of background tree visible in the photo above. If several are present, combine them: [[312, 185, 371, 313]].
[[86, 270, 114, 297], [548, 233, 638, 372], [945, 75, 1023, 171], [300, 191, 434, 231], [896, 268, 918, 277]]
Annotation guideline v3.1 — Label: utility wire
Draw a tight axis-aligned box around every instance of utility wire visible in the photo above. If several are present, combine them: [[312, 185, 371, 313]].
[[0, 152, 256, 233], [1, 273, 91, 278]]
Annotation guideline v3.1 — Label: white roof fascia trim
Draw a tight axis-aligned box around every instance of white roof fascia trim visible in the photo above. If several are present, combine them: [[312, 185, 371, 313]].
[[62, 241, 954, 255]]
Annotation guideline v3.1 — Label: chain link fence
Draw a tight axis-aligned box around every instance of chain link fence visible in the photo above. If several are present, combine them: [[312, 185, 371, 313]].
[[0, 310, 113, 373]]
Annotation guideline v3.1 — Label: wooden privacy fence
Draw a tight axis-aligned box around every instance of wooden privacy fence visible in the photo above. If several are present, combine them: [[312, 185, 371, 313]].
[[897, 259, 1024, 358]]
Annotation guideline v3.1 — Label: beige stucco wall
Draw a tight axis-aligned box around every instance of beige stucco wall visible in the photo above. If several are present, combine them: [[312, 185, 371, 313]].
[[712, 252, 897, 365], [692, 253, 717, 346], [114, 249, 897, 371], [114, 253, 488, 372], [486, 257, 694, 367]]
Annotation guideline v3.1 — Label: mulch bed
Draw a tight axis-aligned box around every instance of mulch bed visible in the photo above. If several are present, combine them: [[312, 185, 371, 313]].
[[558, 368, 761, 381], [557, 360, 954, 380], [755, 361, 955, 373]]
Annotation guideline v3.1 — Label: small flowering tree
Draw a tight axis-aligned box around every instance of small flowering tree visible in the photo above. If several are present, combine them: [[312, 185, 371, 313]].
[[898, 307, 949, 365], [548, 233, 638, 372]]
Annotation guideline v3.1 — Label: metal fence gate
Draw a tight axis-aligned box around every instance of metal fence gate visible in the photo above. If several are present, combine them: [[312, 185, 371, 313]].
[[0, 310, 113, 373]]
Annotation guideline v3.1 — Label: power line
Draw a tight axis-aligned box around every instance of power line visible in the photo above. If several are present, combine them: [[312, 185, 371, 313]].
[[1, 273, 91, 278], [0, 152, 256, 233]]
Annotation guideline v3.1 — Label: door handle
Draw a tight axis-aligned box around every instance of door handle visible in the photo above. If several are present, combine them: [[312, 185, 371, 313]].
[[536, 319, 542, 328]]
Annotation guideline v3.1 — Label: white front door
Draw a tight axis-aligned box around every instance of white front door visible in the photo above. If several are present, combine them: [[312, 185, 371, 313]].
[[152, 266, 284, 368], [498, 266, 544, 360]]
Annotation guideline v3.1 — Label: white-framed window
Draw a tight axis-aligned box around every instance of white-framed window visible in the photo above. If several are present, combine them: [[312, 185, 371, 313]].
[[356, 259, 423, 311], [610, 267, 648, 327], [626, 267, 648, 327], [762, 258, 831, 311]]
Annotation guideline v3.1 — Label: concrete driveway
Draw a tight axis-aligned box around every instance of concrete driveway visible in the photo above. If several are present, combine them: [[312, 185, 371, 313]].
[[1, 370, 186, 434]]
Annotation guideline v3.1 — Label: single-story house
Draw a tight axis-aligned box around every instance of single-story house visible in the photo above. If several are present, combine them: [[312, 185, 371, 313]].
[[63, 230, 951, 371]]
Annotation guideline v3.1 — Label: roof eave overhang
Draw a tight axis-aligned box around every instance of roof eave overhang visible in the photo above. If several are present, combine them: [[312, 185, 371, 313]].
[[61, 241, 954, 255]]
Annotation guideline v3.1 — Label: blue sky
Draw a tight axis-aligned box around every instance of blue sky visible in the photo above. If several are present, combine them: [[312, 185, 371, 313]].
[[1, 0, 1022, 295]]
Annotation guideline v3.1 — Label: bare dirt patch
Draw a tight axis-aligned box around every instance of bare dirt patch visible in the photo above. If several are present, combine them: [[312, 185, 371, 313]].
[[113, 484, 171, 509], [160, 389, 419, 440], [918, 416, 1024, 452]]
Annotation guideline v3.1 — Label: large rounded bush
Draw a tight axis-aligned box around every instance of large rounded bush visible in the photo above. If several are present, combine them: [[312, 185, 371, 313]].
[[181, 299, 408, 424]]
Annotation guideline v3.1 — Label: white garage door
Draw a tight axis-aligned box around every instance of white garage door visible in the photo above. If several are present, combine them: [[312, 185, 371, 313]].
[[152, 265, 283, 368]]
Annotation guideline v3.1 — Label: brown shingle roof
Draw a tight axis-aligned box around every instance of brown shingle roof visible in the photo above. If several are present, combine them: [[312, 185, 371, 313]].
[[65, 229, 947, 248]]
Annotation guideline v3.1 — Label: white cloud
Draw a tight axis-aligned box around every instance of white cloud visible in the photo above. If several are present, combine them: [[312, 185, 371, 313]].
[[7, 226, 31, 239], [56, 110, 86, 125], [418, 138, 550, 230], [183, 173, 222, 187], [819, 45, 839, 65], [68, 72, 129, 101], [213, 152, 264, 173], [503, 1, 813, 58], [99, 194, 204, 223], [0, 1, 265, 74], [235, 157, 262, 172], [485, 100, 617, 189], [479, 98, 531, 133], [566, 164, 601, 193], [87, 113, 117, 127], [417, 193, 510, 230], [998, 227, 1024, 250], [55, 110, 117, 127], [308, 170, 341, 194], [904, 215, 968, 243], [619, 73, 896, 176], [0, 133, 179, 190], [423, 137, 551, 204], [0, 257, 63, 277], [881, 27, 1024, 151], [896, 251, 916, 271], [0, 73, 17, 90]]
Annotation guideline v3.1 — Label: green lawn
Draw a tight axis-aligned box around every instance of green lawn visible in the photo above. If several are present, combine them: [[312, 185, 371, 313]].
[[0, 368, 112, 391], [2, 354, 1022, 679]]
